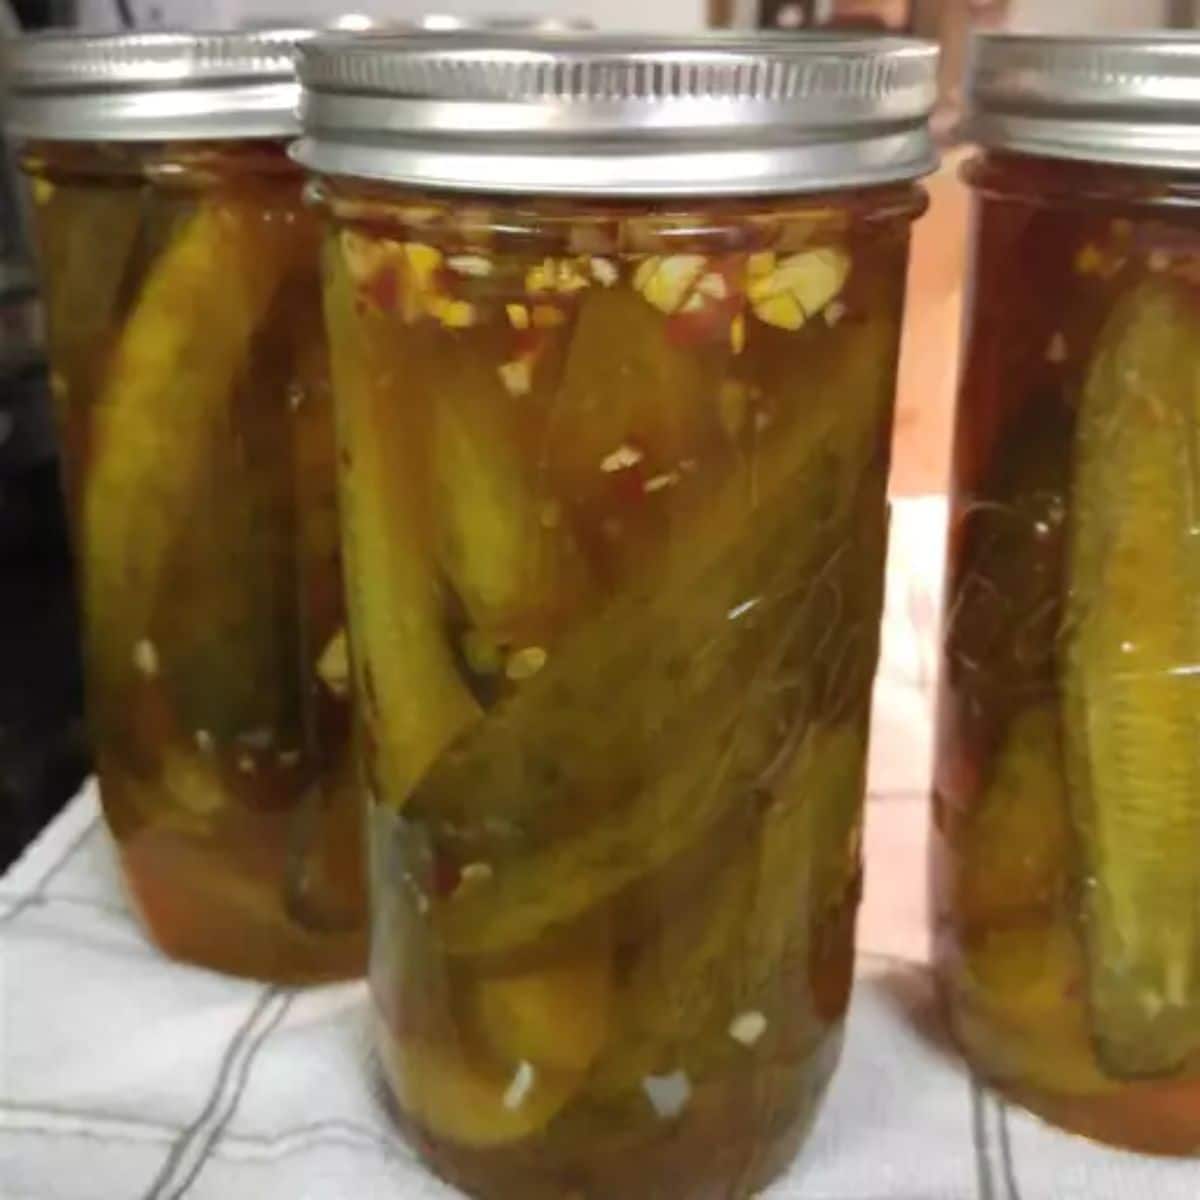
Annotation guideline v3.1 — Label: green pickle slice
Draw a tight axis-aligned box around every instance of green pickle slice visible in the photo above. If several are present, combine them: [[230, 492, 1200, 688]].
[[1064, 279, 1200, 1077]]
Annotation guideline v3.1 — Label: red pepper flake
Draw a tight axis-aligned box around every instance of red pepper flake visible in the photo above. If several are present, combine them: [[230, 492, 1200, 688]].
[[364, 266, 398, 312], [433, 852, 463, 898], [665, 294, 743, 349]]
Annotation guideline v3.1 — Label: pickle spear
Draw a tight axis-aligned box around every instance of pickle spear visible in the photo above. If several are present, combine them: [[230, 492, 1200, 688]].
[[428, 344, 590, 646], [411, 297, 896, 830], [1064, 279, 1200, 1076], [324, 238, 479, 803], [36, 181, 144, 410], [417, 306, 899, 956], [376, 1021, 582, 1149], [369, 805, 592, 1146], [544, 285, 725, 509], [150, 304, 302, 744], [946, 399, 1072, 751], [746, 723, 867, 1010], [955, 705, 1069, 932], [83, 198, 298, 730]]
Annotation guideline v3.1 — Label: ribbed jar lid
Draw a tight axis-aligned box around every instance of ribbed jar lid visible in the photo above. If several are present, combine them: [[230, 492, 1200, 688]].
[[3, 28, 311, 142], [292, 31, 939, 197], [970, 32, 1200, 170]]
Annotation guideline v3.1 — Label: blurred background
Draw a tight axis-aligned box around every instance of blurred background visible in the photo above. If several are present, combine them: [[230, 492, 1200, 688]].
[[2, 0, 1198, 883]]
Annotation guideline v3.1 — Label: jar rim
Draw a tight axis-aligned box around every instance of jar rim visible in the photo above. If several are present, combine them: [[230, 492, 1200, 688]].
[[970, 32, 1200, 171], [292, 30, 939, 198]]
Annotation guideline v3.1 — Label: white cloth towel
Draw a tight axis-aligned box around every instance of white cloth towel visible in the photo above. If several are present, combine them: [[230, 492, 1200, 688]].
[[5, 497, 1199, 1198]]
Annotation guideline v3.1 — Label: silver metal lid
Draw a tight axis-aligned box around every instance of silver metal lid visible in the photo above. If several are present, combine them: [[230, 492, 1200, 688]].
[[293, 31, 939, 197], [2, 29, 312, 142], [970, 33, 1200, 170]]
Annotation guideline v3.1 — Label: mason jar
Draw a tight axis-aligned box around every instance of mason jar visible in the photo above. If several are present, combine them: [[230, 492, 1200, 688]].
[[4, 31, 365, 982], [295, 30, 935, 1198], [934, 33, 1200, 1152]]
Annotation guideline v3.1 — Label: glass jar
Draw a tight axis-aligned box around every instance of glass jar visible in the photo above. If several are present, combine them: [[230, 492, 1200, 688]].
[[5, 31, 365, 982], [297, 31, 935, 1197], [934, 33, 1200, 1153]]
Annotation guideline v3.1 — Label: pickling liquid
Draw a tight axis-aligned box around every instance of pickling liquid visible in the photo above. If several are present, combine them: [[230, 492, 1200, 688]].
[[320, 181, 922, 1197], [24, 140, 366, 982], [935, 151, 1200, 1153]]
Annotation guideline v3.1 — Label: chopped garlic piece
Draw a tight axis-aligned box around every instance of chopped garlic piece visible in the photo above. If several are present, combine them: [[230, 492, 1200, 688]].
[[1045, 332, 1068, 364], [747, 251, 776, 280], [132, 639, 159, 678], [446, 253, 493, 277], [277, 748, 302, 768], [824, 299, 848, 327], [237, 753, 256, 775], [317, 629, 350, 698], [590, 256, 618, 286], [697, 272, 729, 300], [498, 358, 533, 397], [402, 241, 441, 281], [1149, 249, 1171, 273], [600, 444, 644, 473], [503, 1061, 536, 1111], [633, 254, 708, 315], [399, 242, 443, 322], [729, 1011, 768, 1046], [730, 313, 746, 355], [340, 230, 402, 287], [555, 263, 591, 293], [526, 257, 590, 295], [727, 597, 761, 621], [506, 303, 530, 330], [506, 646, 548, 681], [643, 472, 679, 494], [194, 729, 214, 754], [526, 259, 554, 294], [460, 862, 494, 886], [642, 1071, 691, 1119], [431, 297, 476, 329], [749, 246, 851, 331]]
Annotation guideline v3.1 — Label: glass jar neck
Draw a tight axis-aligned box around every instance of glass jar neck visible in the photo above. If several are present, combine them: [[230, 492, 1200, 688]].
[[963, 149, 1200, 214]]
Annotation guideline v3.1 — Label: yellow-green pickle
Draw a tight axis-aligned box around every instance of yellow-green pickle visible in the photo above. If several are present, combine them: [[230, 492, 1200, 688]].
[[296, 31, 936, 1196], [6, 31, 365, 981], [935, 33, 1200, 1151]]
